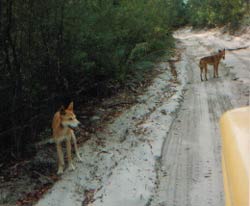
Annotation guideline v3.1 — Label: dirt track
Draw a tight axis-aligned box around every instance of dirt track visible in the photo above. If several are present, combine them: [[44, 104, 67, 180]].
[[34, 28, 250, 206], [151, 28, 250, 206]]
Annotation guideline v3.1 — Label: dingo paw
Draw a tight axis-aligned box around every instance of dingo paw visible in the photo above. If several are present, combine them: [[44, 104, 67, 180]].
[[69, 163, 75, 171], [77, 155, 83, 162], [57, 167, 64, 175]]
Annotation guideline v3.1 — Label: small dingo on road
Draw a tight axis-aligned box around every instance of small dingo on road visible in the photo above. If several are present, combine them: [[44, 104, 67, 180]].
[[199, 49, 225, 81]]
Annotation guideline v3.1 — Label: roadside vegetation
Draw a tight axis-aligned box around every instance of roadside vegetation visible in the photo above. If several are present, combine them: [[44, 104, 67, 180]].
[[0, 0, 179, 158], [186, 0, 250, 29]]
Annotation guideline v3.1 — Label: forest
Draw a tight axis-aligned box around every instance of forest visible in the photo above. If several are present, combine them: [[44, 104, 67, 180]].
[[0, 0, 249, 159]]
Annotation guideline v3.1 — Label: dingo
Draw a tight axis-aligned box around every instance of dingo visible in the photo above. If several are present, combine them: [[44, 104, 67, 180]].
[[52, 102, 82, 174], [199, 49, 225, 81]]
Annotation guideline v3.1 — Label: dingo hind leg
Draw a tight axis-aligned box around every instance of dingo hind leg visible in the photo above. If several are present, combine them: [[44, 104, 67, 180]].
[[215, 63, 219, 78], [204, 64, 208, 81], [200, 63, 204, 81]]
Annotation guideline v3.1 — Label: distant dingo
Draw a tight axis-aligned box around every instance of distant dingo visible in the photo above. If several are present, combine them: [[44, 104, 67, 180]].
[[199, 49, 225, 81], [52, 102, 82, 174]]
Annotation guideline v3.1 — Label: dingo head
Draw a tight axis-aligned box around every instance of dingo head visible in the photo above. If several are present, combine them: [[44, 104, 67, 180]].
[[59, 102, 80, 129], [218, 49, 225, 60]]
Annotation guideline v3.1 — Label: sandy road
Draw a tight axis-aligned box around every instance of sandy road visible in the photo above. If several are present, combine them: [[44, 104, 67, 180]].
[[35, 28, 249, 206], [151, 28, 250, 206]]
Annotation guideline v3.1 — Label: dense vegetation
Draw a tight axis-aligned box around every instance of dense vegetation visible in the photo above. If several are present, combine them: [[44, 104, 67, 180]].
[[0, 0, 249, 159], [186, 0, 250, 28], [0, 0, 179, 158]]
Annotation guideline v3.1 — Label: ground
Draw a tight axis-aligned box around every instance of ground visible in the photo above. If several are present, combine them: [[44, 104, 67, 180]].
[[151, 28, 250, 206], [1, 27, 249, 206]]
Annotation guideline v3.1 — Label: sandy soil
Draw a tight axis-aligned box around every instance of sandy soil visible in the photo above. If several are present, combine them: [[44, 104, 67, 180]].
[[151, 28, 250, 206], [35, 57, 186, 206], [34, 28, 250, 206]]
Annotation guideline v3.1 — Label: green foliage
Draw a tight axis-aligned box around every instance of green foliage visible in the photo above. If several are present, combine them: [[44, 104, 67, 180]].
[[242, 11, 250, 26], [129, 42, 149, 62], [166, 0, 189, 27], [0, 0, 175, 157], [186, 0, 247, 28]]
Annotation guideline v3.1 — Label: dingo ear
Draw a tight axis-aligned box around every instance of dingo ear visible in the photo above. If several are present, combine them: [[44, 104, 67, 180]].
[[67, 101, 74, 111], [59, 106, 66, 115]]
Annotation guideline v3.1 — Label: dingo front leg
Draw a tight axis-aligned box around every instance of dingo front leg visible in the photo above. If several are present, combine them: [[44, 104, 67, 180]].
[[56, 143, 65, 175], [71, 131, 83, 162], [66, 138, 75, 171]]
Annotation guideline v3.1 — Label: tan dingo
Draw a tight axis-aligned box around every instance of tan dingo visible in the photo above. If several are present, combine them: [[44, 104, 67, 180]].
[[52, 102, 82, 174], [199, 49, 225, 81]]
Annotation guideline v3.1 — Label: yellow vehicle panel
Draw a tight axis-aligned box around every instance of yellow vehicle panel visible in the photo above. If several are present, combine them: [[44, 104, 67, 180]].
[[220, 106, 250, 206]]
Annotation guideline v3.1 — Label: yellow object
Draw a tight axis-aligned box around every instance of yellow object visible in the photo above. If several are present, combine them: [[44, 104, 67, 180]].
[[220, 106, 250, 206]]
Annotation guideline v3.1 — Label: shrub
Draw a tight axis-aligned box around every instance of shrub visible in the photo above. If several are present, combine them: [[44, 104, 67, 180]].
[[0, 0, 175, 157]]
